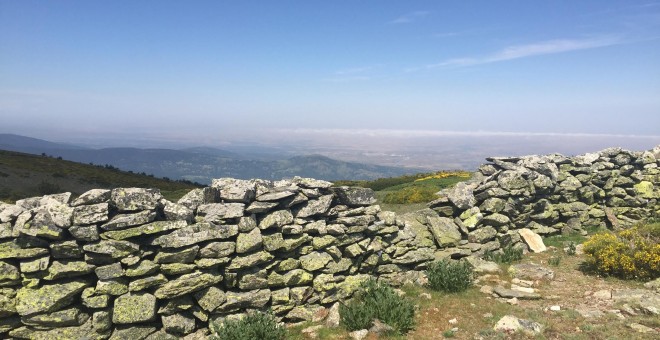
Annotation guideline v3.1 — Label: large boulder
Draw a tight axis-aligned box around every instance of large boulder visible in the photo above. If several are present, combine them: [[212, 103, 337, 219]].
[[331, 187, 376, 207], [211, 178, 256, 203], [110, 188, 162, 212], [443, 182, 477, 209]]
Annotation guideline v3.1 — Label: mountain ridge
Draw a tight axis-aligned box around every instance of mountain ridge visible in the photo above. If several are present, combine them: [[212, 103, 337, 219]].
[[0, 133, 416, 183]]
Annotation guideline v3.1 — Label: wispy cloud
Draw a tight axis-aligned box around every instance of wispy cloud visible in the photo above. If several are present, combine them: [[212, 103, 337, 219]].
[[390, 11, 429, 24], [426, 35, 623, 68]]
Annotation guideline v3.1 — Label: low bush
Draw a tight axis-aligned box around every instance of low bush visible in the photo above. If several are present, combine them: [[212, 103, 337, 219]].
[[382, 186, 438, 204], [426, 259, 474, 293], [565, 241, 577, 256], [548, 256, 562, 266], [582, 223, 660, 280], [209, 310, 286, 340], [483, 244, 523, 264], [340, 279, 416, 334]]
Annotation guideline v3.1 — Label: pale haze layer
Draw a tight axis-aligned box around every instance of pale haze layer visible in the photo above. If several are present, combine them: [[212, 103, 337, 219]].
[[1, 1, 659, 160]]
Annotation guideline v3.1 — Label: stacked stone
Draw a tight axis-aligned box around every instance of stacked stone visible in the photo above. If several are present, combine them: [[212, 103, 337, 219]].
[[428, 146, 660, 253], [0, 177, 409, 338], [0, 146, 657, 338]]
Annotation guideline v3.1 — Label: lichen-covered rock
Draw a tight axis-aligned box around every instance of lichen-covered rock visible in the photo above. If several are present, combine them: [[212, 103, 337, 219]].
[[50, 240, 83, 259], [152, 223, 238, 248], [162, 312, 196, 335], [481, 213, 511, 227], [392, 248, 434, 265], [71, 189, 111, 206], [129, 274, 168, 292], [497, 170, 528, 191], [66, 225, 99, 243], [444, 182, 477, 209], [468, 226, 497, 243], [300, 251, 333, 272], [95, 262, 123, 280], [197, 203, 245, 222], [427, 215, 462, 247], [125, 260, 159, 277], [154, 245, 199, 264], [109, 325, 156, 340], [43, 260, 95, 280], [83, 240, 140, 258], [215, 289, 271, 313], [111, 188, 162, 211], [161, 199, 194, 221], [21, 307, 89, 327], [100, 210, 156, 231], [72, 203, 109, 225], [268, 269, 314, 287], [96, 278, 129, 296], [0, 261, 20, 284], [293, 177, 333, 189], [15, 281, 88, 316], [177, 187, 218, 210], [199, 242, 235, 258], [236, 228, 263, 254], [332, 187, 377, 206], [193, 286, 226, 312], [296, 195, 333, 218], [0, 241, 49, 259], [259, 210, 294, 230], [154, 271, 223, 299], [227, 251, 274, 270], [212, 178, 256, 203], [102, 220, 187, 240], [493, 315, 543, 336], [508, 263, 555, 281], [112, 292, 157, 324]]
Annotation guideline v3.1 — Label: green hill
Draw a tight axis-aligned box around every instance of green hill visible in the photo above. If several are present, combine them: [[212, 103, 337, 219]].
[[335, 170, 472, 214], [0, 149, 202, 203]]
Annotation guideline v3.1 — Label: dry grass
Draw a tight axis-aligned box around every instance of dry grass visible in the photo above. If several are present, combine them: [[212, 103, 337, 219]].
[[288, 247, 659, 339]]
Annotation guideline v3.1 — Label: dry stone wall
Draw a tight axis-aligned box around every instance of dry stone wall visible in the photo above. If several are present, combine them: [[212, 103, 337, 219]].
[[0, 146, 658, 339]]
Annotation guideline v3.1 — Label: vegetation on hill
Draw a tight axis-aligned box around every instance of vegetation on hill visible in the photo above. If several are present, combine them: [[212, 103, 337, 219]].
[[335, 171, 471, 213], [0, 150, 202, 202], [583, 220, 660, 280]]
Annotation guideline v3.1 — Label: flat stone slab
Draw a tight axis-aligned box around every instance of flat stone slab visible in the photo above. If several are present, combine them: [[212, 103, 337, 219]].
[[112, 292, 156, 324], [494, 286, 541, 300], [518, 228, 547, 253], [508, 263, 554, 281]]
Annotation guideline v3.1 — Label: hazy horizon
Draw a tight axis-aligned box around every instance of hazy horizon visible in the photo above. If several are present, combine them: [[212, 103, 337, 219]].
[[1, 1, 659, 167]]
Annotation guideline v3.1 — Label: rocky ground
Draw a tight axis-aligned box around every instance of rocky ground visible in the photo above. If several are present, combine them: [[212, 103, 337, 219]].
[[291, 245, 660, 339]]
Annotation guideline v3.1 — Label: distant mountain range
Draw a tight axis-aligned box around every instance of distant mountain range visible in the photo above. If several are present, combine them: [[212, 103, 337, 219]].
[[0, 134, 414, 183]]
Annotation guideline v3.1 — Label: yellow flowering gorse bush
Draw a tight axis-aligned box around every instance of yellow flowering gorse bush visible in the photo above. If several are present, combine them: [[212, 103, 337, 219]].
[[583, 224, 660, 280]]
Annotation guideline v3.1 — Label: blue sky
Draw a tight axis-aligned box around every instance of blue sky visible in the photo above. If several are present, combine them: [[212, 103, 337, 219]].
[[1, 0, 659, 143]]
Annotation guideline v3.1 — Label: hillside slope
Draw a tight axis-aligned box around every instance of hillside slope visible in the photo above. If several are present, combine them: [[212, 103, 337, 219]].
[[0, 150, 200, 202], [0, 134, 416, 182]]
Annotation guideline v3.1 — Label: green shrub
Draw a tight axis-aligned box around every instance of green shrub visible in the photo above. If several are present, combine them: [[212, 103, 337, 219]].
[[426, 259, 474, 293], [565, 241, 577, 256], [548, 256, 562, 266], [483, 244, 523, 264], [209, 310, 286, 340], [340, 279, 416, 334], [582, 223, 660, 280]]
